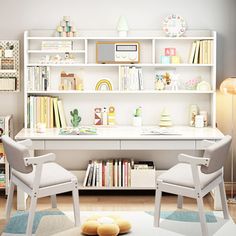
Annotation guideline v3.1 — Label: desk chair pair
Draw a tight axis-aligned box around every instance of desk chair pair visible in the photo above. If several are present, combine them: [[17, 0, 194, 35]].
[[2, 135, 231, 236], [2, 135, 80, 236]]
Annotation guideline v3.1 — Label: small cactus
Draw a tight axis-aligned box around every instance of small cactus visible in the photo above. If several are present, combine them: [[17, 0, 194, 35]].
[[70, 109, 81, 127]]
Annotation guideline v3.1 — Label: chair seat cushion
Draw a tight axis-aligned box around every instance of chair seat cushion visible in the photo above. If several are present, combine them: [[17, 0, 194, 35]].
[[158, 163, 222, 189], [12, 162, 77, 189]]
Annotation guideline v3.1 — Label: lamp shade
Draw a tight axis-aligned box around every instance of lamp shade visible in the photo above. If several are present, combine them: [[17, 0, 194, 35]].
[[220, 77, 236, 95]]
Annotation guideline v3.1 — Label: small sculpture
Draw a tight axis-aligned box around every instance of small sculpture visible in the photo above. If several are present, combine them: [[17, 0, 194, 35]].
[[70, 109, 81, 127], [155, 75, 165, 90], [117, 16, 129, 37]]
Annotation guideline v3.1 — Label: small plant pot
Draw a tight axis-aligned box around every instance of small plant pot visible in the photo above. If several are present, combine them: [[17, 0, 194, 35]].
[[133, 116, 142, 127]]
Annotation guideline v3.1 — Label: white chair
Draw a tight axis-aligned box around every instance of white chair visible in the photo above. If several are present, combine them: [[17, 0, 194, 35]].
[[153, 135, 232, 236], [2, 135, 80, 236]]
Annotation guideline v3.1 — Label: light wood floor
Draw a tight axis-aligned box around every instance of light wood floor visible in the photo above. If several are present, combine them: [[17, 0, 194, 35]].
[[0, 192, 235, 234]]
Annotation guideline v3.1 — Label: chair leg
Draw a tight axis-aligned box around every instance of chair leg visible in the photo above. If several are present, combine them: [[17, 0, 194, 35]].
[[196, 196, 208, 236], [153, 188, 162, 227], [51, 194, 57, 208], [219, 181, 230, 219], [5, 180, 15, 221], [177, 195, 183, 209], [72, 183, 80, 226], [26, 196, 38, 236]]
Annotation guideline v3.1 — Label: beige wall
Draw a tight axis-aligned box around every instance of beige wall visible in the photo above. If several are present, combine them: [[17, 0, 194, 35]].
[[0, 0, 235, 180]]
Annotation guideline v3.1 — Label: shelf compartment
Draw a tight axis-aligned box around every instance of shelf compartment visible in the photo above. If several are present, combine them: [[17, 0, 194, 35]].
[[28, 50, 86, 54], [26, 90, 215, 95]]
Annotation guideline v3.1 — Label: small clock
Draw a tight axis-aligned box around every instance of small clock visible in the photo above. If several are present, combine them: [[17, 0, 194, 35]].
[[163, 14, 187, 37]]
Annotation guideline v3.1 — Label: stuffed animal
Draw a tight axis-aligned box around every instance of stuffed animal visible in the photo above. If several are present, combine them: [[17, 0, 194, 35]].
[[155, 75, 165, 90], [81, 214, 131, 236]]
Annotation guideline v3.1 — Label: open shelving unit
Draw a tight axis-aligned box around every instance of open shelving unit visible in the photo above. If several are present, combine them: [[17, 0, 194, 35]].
[[24, 29, 217, 128], [23, 29, 217, 189]]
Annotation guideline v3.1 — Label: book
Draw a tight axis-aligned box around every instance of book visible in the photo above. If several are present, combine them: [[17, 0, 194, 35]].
[[207, 40, 212, 64], [194, 40, 200, 64], [57, 100, 67, 128], [53, 97, 61, 128], [87, 163, 94, 187], [188, 41, 197, 64], [83, 160, 91, 187]]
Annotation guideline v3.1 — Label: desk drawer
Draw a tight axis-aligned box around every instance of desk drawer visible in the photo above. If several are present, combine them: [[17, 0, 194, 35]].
[[121, 140, 195, 150], [45, 140, 120, 150], [31, 140, 45, 150], [195, 140, 216, 150]]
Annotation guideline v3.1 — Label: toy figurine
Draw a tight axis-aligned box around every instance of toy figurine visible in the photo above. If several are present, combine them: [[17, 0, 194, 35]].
[[155, 75, 165, 90]]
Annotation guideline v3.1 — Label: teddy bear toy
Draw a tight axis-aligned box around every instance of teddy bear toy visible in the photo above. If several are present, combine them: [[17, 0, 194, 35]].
[[81, 214, 131, 236]]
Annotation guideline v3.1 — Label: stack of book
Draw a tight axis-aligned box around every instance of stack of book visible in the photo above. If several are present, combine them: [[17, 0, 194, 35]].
[[188, 40, 212, 64], [27, 66, 50, 91], [120, 66, 143, 91], [83, 159, 133, 188], [0, 171, 5, 188], [28, 96, 67, 128]]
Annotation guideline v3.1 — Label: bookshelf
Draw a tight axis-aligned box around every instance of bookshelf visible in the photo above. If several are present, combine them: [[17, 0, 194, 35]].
[[24, 29, 216, 128], [23, 29, 217, 189], [0, 115, 13, 195]]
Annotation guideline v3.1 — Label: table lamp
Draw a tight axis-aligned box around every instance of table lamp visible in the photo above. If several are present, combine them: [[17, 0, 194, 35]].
[[220, 76, 236, 204]]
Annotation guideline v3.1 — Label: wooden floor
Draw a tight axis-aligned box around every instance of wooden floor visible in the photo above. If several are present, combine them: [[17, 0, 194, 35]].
[[0, 192, 235, 234]]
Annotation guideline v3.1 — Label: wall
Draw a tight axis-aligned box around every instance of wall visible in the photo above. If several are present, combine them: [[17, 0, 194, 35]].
[[0, 0, 235, 180]]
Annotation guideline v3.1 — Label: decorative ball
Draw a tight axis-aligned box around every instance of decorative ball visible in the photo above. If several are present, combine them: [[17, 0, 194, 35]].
[[81, 215, 131, 236], [81, 220, 100, 235], [97, 224, 119, 236]]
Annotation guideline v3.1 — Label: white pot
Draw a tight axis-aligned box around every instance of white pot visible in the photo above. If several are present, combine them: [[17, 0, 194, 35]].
[[133, 116, 142, 127]]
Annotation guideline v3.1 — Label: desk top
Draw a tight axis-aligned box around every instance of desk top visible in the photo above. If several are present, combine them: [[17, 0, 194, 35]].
[[15, 126, 224, 140]]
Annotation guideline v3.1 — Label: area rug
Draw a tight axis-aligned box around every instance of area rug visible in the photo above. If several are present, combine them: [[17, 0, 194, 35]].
[[2, 210, 236, 236]]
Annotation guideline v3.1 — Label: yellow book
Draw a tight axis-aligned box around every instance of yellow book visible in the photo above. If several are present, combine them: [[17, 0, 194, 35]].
[[53, 97, 61, 128], [40, 97, 45, 123], [36, 97, 41, 124], [57, 99, 67, 128], [203, 40, 208, 64], [46, 97, 50, 128], [207, 40, 212, 64], [50, 97, 54, 128], [199, 41, 203, 64]]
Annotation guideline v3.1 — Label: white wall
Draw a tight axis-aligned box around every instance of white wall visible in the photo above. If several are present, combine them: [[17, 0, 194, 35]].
[[0, 0, 235, 180]]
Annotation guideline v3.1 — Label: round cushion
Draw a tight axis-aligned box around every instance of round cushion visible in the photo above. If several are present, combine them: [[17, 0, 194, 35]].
[[115, 219, 131, 234], [81, 220, 100, 235], [97, 224, 119, 236]]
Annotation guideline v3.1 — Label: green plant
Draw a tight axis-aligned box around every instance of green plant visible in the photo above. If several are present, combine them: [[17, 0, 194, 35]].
[[70, 109, 81, 127]]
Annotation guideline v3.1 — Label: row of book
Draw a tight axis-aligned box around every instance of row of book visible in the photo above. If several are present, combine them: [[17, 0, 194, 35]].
[[27, 66, 50, 91], [0, 171, 5, 188], [83, 159, 155, 188], [28, 96, 67, 128], [41, 41, 73, 51], [119, 66, 144, 91], [188, 40, 212, 64]]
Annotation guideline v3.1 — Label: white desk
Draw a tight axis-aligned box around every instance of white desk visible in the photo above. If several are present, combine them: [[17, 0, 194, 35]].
[[15, 126, 224, 210]]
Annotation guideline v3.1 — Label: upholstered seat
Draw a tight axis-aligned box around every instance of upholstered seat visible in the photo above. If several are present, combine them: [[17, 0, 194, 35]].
[[154, 135, 232, 236], [2, 135, 80, 236], [12, 162, 76, 189], [158, 163, 222, 189]]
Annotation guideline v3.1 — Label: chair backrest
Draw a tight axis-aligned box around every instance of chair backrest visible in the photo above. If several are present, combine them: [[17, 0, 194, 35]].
[[1, 135, 33, 173], [201, 135, 232, 174]]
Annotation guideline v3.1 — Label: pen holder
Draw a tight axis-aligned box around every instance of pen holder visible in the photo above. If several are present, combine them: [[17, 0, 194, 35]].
[[133, 116, 142, 127]]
